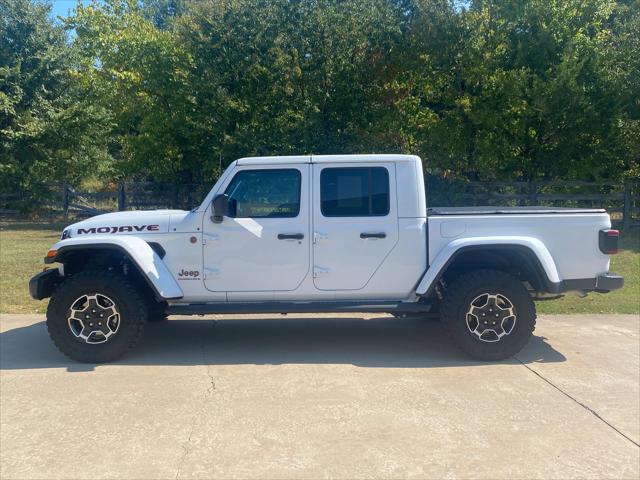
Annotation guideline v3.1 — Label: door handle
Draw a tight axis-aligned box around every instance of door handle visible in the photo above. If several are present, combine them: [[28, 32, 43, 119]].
[[360, 232, 386, 239], [278, 233, 304, 240]]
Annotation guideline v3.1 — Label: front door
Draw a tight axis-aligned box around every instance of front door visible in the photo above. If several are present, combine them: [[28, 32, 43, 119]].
[[312, 162, 399, 290], [203, 165, 310, 292]]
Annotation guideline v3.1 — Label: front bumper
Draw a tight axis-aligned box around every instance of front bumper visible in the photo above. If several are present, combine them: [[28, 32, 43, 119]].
[[29, 269, 62, 300]]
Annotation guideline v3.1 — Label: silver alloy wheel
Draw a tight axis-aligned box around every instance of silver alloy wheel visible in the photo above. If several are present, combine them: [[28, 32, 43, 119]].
[[465, 293, 516, 342], [67, 294, 121, 344]]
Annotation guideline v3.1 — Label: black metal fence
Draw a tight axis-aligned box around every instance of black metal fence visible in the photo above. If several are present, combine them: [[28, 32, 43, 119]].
[[426, 177, 639, 228], [2, 178, 638, 228]]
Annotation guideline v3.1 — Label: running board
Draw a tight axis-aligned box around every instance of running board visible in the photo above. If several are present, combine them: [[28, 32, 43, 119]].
[[166, 301, 435, 316]]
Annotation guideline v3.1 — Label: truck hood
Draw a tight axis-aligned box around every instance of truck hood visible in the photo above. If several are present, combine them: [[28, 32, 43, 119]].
[[63, 209, 185, 238]]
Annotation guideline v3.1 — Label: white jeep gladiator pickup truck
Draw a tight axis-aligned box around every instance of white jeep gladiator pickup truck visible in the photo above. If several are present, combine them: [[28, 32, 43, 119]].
[[30, 154, 623, 362]]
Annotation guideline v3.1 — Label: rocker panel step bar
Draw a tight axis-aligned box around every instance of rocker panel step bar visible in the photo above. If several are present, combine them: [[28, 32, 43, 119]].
[[167, 301, 435, 316]]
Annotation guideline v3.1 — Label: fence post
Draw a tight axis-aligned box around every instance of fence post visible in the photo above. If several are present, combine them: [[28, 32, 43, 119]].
[[62, 183, 69, 220], [118, 182, 126, 211], [623, 180, 631, 230], [529, 179, 537, 206]]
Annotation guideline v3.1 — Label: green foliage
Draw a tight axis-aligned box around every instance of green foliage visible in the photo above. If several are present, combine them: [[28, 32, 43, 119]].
[[65, 0, 408, 182], [1, 0, 638, 193], [602, 0, 640, 180], [68, 0, 195, 181], [387, 0, 637, 180], [0, 0, 111, 198]]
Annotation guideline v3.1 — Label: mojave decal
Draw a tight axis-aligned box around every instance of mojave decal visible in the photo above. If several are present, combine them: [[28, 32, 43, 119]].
[[77, 225, 160, 234]]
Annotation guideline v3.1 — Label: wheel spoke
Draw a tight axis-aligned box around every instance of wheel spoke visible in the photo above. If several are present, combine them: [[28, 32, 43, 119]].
[[105, 314, 120, 334], [471, 294, 489, 308], [480, 330, 500, 342], [68, 316, 85, 338], [466, 292, 517, 343], [486, 294, 498, 306], [501, 315, 516, 335], [67, 293, 121, 345]]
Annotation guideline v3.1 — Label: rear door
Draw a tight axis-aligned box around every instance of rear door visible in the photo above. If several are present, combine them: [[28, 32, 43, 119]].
[[203, 165, 310, 292], [312, 162, 399, 290]]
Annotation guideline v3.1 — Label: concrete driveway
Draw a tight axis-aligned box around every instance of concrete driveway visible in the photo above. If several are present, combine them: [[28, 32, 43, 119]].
[[1, 313, 638, 479]]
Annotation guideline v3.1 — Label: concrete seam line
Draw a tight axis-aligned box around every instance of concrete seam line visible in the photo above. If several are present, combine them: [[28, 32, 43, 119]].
[[514, 356, 640, 448], [175, 321, 217, 480]]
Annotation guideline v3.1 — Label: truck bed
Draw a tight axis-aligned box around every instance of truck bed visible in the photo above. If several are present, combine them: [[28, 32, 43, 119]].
[[427, 206, 606, 216]]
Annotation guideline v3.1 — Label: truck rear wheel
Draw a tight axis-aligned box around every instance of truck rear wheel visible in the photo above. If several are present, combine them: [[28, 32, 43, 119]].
[[441, 269, 536, 361], [46, 271, 147, 363]]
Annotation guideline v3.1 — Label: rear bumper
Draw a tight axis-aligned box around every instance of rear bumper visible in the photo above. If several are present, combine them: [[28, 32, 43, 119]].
[[594, 273, 624, 293], [549, 273, 624, 294], [29, 269, 62, 300]]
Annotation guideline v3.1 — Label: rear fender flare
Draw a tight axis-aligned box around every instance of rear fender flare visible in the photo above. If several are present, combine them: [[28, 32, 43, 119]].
[[415, 236, 560, 296], [46, 236, 183, 300]]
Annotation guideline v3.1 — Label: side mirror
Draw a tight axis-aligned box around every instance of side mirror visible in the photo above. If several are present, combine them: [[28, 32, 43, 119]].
[[211, 194, 229, 223]]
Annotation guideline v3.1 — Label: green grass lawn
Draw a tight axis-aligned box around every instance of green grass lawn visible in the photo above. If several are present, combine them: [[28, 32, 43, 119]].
[[536, 228, 639, 315], [0, 220, 67, 314], [1, 219, 638, 315]]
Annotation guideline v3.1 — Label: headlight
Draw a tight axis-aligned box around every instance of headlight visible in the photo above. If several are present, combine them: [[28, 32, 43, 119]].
[[60, 229, 71, 240]]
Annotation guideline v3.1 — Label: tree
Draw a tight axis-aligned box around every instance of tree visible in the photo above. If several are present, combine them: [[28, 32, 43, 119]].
[[70, 0, 409, 181], [0, 0, 111, 197], [69, 0, 194, 181], [3, 0, 637, 195], [142, 0, 186, 29], [386, 0, 637, 181], [602, 0, 640, 179], [176, 0, 407, 164]]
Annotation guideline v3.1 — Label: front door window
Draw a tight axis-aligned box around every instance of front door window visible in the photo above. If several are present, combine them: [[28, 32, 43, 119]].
[[225, 169, 301, 218]]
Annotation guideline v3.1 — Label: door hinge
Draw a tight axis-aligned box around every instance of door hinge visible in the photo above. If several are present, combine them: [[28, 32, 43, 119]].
[[313, 232, 328, 244], [202, 233, 219, 245], [313, 266, 330, 278], [203, 267, 220, 279]]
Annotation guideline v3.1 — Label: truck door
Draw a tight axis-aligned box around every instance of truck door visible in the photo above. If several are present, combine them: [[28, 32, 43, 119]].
[[203, 165, 310, 292], [312, 162, 399, 290]]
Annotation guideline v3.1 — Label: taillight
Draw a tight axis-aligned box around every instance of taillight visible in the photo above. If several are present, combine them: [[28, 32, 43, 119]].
[[599, 229, 619, 254]]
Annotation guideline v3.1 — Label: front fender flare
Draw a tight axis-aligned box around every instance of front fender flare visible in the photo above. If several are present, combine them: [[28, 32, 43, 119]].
[[415, 236, 560, 296], [45, 236, 183, 300]]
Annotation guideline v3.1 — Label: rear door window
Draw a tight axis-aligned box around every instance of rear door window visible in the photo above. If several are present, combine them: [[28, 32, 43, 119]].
[[320, 167, 389, 217]]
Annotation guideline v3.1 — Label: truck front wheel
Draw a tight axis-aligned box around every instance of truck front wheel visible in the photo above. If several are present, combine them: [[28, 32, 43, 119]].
[[441, 269, 536, 361], [147, 302, 168, 323], [46, 271, 147, 362]]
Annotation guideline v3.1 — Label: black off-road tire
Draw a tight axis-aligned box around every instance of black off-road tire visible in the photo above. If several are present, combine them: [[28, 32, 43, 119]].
[[46, 270, 148, 363], [441, 269, 536, 361], [147, 302, 168, 323], [147, 313, 169, 323]]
